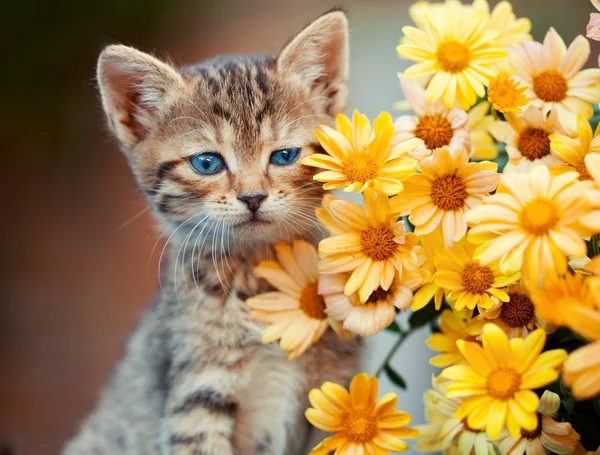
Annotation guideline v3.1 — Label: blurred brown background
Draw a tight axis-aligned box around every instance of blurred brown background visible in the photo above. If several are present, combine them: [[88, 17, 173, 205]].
[[1, 0, 596, 453]]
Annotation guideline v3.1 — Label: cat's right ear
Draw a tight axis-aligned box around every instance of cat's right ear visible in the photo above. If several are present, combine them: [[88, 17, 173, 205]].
[[97, 45, 186, 150]]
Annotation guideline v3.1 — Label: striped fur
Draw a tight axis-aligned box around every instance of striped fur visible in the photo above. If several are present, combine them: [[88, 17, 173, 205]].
[[64, 10, 360, 455]]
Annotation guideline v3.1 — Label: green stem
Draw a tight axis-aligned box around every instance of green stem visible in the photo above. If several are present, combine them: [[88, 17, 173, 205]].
[[375, 329, 410, 378]]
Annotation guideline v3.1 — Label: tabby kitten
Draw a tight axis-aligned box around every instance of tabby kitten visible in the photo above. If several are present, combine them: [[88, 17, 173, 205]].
[[63, 10, 360, 455]]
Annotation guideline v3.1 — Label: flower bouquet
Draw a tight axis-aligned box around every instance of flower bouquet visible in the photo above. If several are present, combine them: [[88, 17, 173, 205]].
[[246, 1, 600, 453]]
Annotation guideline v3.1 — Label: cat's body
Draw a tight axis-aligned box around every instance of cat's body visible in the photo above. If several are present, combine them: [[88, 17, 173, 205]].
[[64, 11, 360, 455]]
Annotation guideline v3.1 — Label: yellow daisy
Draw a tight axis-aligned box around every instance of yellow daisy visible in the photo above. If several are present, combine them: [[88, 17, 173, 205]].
[[441, 324, 568, 440], [416, 375, 495, 455], [488, 73, 529, 114], [320, 251, 429, 337], [391, 147, 499, 248], [489, 106, 570, 174], [582, 152, 600, 231], [467, 283, 549, 340], [563, 340, 600, 400], [397, 5, 505, 109], [306, 373, 419, 454], [412, 229, 446, 311], [528, 271, 600, 342], [550, 115, 600, 180], [433, 241, 521, 312], [317, 190, 419, 303], [301, 110, 420, 196], [509, 27, 600, 123], [427, 309, 476, 368], [466, 165, 596, 284], [467, 102, 498, 161], [247, 240, 337, 360], [498, 390, 580, 455], [393, 75, 470, 161], [472, 0, 532, 50]]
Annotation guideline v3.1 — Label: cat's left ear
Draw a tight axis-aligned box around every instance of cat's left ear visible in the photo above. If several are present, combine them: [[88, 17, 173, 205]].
[[277, 10, 349, 114]]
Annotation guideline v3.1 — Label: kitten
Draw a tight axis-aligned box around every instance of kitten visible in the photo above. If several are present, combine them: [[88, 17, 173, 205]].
[[63, 10, 361, 455]]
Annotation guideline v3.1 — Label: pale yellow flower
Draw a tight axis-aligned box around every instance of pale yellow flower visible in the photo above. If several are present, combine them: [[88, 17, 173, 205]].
[[427, 309, 475, 368], [581, 152, 600, 231], [509, 27, 600, 124], [302, 110, 419, 196], [412, 229, 446, 311], [441, 324, 567, 440], [394, 75, 470, 161], [317, 191, 419, 303], [550, 115, 600, 181], [498, 390, 580, 455], [391, 147, 499, 248], [467, 102, 498, 161], [563, 340, 600, 400], [488, 73, 529, 114]]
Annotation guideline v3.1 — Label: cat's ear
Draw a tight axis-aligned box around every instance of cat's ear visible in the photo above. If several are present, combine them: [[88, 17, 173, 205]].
[[277, 10, 349, 114], [97, 45, 186, 150]]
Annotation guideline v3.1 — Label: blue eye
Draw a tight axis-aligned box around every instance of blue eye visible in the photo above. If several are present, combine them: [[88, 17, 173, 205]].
[[270, 147, 300, 166], [189, 153, 225, 175]]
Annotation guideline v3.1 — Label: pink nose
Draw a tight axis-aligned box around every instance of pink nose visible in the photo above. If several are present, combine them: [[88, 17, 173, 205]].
[[237, 194, 267, 212]]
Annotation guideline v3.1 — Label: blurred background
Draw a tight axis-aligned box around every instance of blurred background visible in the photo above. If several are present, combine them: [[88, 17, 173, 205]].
[[1, 0, 596, 453]]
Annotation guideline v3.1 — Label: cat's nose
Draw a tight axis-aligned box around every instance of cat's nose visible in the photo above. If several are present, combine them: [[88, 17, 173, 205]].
[[237, 193, 267, 212]]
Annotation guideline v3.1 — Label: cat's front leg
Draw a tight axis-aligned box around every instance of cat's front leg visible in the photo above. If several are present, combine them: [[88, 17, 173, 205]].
[[159, 364, 238, 455]]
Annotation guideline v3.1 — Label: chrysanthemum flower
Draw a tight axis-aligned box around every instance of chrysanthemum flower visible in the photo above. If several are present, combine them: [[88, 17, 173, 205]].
[[550, 115, 600, 180], [412, 230, 445, 311], [490, 106, 570, 174], [466, 166, 596, 283], [509, 27, 600, 122], [433, 241, 520, 312], [397, 6, 505, 109], [391, 147, 499, 247], [306, 373, 419, 454], [563, 340, 600, 400], [393, 76, 470, 161], [587, 0, 600, 41], [498, 390, 580, 455], [529, 271, 600, 342], [302, 110, 420, 196], [317, 190, 419, 303], [488, 74, 529, 114], [416, 375, 495, 455], [320, 250, 429, 337], [427, 309, 475, 368], [467, 284, 548, 339], [467, 102, 498, 161], [441, 324, 568, 440], [247, 241, 341, 360], [581, 152, 600, 231]]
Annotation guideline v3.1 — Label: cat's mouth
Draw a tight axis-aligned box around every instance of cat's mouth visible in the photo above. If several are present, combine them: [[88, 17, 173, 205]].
[[235, 215, 272, 227]]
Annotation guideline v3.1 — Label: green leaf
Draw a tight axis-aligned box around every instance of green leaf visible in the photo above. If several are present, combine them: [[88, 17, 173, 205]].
[[409, 302, 439, 328], [385, 365, 407, 389], [385, 320, 402, 333]]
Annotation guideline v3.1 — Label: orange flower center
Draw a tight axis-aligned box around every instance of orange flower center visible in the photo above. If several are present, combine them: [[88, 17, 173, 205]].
[[575, 158, 592, 181], [344, 152, 378, 184], [299, 282, 327, 320], [501, 293, 535, 328], [487, 368, 521, 400], [521, 414, 543, 440], [533, 70, 568, 103], [436, 40, 471, 73], [519, 199, 560, 235], [361, 224, 398, 261], [366, 286, 391, 303], [430, 172, 468, 211], [342, 409, 378, 443], [461, 262, 495, 295], [517, 128, 551, 161], [414, 114, 454, 149], [488, 75, 526, 112]]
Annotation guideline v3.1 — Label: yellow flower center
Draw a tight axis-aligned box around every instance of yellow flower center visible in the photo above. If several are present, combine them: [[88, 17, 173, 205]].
[[533, 70, 568, 103], [487, 368, 521, 400], [299, 282, 327, 320], [488, 75, 526, 112], [517, 128, 551, 161], [575, 158, 592, 181], [430, 172, 468, 211], [414, 114, 455, 150], [360, 224, 398, 261], [501, 293, 535, 328], [436, 40, 471, 73], [519, 199, 560, 235], [366, 287, 391, 303], [342, 409, 378, 443], [344, 152, 378, 184], [461, 262, 495, 295], [521, 414, 542, 440]]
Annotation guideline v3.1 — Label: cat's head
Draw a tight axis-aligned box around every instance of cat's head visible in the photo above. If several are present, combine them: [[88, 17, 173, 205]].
[[96, 11, 348, 248]]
